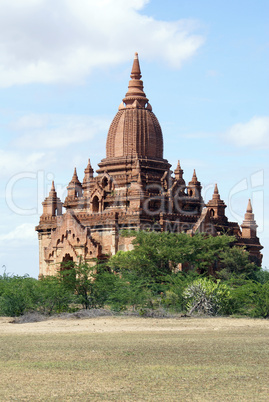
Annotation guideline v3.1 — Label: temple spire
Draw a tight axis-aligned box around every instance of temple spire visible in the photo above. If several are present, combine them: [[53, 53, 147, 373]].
[[212, 183, 221, 200], [105, 52, 164, 159], [187, 168, 202, 200], [246, 198, 253, 213], [41, 181, 62, 217], [174, 160, 184, 183], [49, 180, 56, 196], [206, 183, 227, 220], [123, 52, 148, 107], [66, 167, 82, 200], [84, 159, 94, 177], [83, 159, 94, 193], [241, 198, 257, 238], [71, 167, 79, 183], [188, 169, 200, 185], [130, 52, 142, 79], [242, 199, 255, 224], [191, 169, 198, 183]]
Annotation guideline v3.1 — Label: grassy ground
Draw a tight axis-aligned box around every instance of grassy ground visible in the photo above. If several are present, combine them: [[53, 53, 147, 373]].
[[0, 316, 268, 401]]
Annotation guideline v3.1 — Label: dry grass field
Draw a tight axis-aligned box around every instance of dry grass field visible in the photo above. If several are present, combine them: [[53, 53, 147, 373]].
[[0, 316, 268, 401]]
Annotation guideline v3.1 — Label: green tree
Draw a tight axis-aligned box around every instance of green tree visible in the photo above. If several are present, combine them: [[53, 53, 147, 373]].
[[160, 271, 199, 312], [0, 275, 37, 317], [110, 231, 235, 279], [60, 260, 114, 309], [228, 280, 269, 318], [254, 269, 269, 284], [34, 276, 74, 315], [218, 247, 261, 280], [250, 282, 269, 318]]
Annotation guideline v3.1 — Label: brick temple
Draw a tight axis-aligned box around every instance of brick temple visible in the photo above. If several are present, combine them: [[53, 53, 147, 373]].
[[36, 53, 263, 276]]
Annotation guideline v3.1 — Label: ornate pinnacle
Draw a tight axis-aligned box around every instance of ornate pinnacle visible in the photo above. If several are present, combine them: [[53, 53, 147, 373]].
[[49, 180, 57, 197], [192, 169, 198, 182], [68, 167, 82, 187], [246, 198, 253, 213], [188, 169, 201, 187], [123, 52, 148, 107], [241, 198, 257, 234], [84, 159, 93, 174], [72, 168, 79, 182], [83, 159, 94, 187], [174, 160, 184, 181], [130, 52, 142, 80], [212, 183, 221, 200]]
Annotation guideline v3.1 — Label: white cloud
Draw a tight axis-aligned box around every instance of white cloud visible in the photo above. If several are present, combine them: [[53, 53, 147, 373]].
[[0, 0, 205, 87], [226, 116, 269, 148], [0, 149, 46, 178], [0, 223, 36, 243], [0, 112, 109, 182], [12, 113, 110, 149]]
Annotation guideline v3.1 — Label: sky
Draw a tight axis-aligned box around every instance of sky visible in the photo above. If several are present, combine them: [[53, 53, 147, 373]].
[[0, 0, 268, 278]]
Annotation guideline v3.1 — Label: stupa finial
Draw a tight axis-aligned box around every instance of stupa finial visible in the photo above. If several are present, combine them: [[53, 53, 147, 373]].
[[246, 198, 253, 213], [130, 52, 142, 80], [72, 167, 78, 180], [68, 167, 82, 187], [192, 169, 198, 182], [49, 180, 57, 197], [123, 52, 148, 106]]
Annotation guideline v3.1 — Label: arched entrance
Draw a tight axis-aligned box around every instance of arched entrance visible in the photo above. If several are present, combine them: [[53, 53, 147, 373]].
[[92, 196, 99, 213], [61, 253, 74, 271]]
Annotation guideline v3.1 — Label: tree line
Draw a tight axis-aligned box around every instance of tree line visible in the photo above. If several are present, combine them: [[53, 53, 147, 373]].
[[0, 232, 268, 318]]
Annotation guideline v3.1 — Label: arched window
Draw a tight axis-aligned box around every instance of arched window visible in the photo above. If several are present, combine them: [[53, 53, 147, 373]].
[[102, 176, 108, 188], [210, 209, 215, 217], [92, 196, 99, 213]]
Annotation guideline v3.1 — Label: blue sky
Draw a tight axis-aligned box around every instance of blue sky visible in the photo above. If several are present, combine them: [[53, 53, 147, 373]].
[[0, 0, 268, 277]]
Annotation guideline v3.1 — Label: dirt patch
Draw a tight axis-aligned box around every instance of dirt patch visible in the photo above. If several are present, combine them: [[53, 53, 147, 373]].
[[1, 315, 268, 335]]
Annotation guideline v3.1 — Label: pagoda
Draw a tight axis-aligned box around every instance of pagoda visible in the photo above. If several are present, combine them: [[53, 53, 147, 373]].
[[36, 53, 263, 276]]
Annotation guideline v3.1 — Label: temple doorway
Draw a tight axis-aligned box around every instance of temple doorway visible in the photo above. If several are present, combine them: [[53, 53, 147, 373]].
[[61, 253, 74, 271]]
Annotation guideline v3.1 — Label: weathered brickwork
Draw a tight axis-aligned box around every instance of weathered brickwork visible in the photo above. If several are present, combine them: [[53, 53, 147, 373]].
[[36, 53, 263, 277]]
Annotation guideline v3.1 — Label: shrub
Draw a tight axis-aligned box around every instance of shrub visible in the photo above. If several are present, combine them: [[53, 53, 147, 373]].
[[219, 247, 261, 280], [250, 282, 269, 318], [34, 276, 75, 315], [0, 275, 37, 317], [183, 278, 231, 316]]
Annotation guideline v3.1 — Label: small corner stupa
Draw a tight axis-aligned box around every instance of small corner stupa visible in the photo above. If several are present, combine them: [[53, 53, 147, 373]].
[[36, 53, 263, 277]]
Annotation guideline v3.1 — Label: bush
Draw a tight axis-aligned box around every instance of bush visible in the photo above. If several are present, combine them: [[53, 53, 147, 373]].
[[34, 276, 75, 315], [160, 272, 197, 312], [219, 247, 261, 280], [0, 273, 74, 317], [0, 275, 37, 317], [105, 274, 153, 312], [183, 278, 231, 316], [250, 282, 269, 318]]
